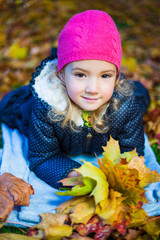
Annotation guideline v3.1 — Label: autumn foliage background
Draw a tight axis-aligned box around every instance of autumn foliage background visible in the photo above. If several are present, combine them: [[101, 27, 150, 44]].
[[0, 0, 160, 161]]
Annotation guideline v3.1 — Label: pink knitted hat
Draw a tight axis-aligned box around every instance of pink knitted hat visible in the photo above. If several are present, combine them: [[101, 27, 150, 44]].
[[57, 10, 122, 72]]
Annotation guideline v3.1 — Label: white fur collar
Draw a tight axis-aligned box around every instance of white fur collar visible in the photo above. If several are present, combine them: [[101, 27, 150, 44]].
[[33, 58, 84, 127]]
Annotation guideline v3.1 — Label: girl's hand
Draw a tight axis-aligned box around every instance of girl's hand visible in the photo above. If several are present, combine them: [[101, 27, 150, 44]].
[[67, 170, 81, 178]]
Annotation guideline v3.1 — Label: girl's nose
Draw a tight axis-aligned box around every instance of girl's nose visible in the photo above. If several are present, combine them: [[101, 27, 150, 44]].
[[85, 77, 99, 93]]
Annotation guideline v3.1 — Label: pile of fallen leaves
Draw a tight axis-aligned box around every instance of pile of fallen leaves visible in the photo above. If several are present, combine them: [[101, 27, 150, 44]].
[[1, 137, 157, 240], [27, 137, 160, 239]]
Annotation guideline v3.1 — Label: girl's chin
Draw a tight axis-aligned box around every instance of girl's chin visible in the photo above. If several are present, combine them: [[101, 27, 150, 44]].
[[79, 105, 100, 111]]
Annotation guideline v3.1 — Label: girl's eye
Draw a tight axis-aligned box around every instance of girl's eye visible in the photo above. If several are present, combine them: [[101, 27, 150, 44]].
[[75, 73, 85, 78], [101, 74, 111, 79]]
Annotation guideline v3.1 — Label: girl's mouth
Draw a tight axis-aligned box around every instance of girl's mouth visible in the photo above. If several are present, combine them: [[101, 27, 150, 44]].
[[82, 97, 99, 102]]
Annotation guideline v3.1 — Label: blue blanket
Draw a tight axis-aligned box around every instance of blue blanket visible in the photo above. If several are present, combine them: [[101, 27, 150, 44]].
[[0, 123, 160, 227]]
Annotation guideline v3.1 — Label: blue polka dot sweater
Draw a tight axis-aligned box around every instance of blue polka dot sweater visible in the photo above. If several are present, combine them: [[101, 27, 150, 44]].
[[0, 56, 150, 189]]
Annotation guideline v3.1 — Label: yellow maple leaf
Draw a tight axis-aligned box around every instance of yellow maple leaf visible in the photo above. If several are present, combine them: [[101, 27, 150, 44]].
[[69, 197, 95, 224], [96, 189, 126, 225], [77, 161, 109, 205], [98, 157, 118, 189], [56, 196, 90, 214], [46, 225, 72, 240], [128, 156, 160, 188], [32, 213, 72, 240], [102, 136, 120, 165], [56, 196, 95, 225], [128, 206, 149, 228], [99, 157, 148, 206]]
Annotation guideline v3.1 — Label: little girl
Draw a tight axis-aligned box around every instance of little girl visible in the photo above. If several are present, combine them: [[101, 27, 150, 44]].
[[0, 10, 156, 191]]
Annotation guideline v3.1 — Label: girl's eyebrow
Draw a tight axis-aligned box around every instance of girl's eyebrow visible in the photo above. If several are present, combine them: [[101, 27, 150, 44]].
[[100, 70, 116, 74], [71, 68, 116, 74], [71, 67, 88, 72]]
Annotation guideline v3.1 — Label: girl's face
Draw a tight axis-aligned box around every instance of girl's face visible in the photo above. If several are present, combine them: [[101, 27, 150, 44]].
[[61, 60, 117, 111]]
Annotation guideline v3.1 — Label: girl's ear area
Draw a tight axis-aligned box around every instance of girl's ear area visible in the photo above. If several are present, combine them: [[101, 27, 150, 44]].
[[115, 72, 120, 86], [58, 69, 65, 82]]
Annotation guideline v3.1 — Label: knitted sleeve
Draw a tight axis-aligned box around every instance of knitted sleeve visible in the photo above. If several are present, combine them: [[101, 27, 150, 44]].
[[28, 100, 81, 189], [33, 154, 81, 189], [115, 94, 145, 156]]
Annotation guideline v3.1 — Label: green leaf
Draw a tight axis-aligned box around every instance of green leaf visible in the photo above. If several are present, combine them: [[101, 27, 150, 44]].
[[57, 177, 96, 196]]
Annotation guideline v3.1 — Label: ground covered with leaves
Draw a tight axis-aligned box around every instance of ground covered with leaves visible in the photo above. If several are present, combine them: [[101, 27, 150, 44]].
[[0, 0, 160, 239]]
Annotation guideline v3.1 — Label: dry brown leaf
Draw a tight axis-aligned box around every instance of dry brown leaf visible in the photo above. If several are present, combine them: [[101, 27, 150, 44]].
[[0, 173, 34, 222], [0, 183, 14, 222], [0, 173, 34, 205]]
